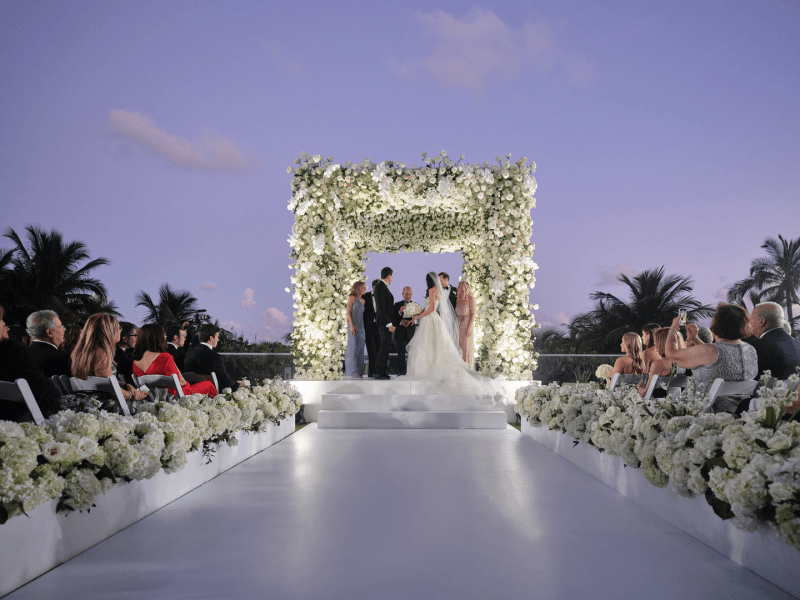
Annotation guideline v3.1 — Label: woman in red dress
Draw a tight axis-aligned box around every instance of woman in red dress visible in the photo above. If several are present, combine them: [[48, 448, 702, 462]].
[[132, 324, 217, 397]]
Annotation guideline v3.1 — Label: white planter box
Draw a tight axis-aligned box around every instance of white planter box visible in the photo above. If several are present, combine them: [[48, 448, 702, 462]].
[[0, 416, 294, 598], [520, 419, 800, 597]]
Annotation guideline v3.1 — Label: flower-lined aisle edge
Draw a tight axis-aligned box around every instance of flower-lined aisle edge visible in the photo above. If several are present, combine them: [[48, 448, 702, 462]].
[[515, 375, 800, 550], [0, 379, 302, 524], [287, 152, 539, 380]]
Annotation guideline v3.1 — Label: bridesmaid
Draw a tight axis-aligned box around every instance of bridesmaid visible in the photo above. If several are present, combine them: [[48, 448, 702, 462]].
[[345, 280, 367, 378], [455, 281, 476, 367]]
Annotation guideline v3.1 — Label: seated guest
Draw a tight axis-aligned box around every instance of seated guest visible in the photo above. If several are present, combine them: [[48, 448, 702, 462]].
[[26, 310, 71, 376], [71, 314, 148, 408], [8, 324, 31, 346], [638, 328, 684, 398], [115, 321, 137, 382], [665, 304, 757, 413], [607, 332, 646, 388], [748, 302, 800, 381], [184, 323, 237, 392], [0, 305, 61, 421], [165, 323, 187, 371], [641, 323, 661, 372], [132, 324, 217, 397]]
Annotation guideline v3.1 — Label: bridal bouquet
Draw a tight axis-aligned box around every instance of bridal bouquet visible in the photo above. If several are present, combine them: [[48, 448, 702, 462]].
[[595, 364, 614, 380], [403, 302, 422, 319]]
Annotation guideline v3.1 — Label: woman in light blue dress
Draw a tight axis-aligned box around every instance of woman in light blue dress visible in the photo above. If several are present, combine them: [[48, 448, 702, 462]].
[[345, 281, 366, 377]]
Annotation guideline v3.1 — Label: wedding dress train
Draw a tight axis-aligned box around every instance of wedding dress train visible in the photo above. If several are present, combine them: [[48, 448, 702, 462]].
[[405, 296, 500, 404]]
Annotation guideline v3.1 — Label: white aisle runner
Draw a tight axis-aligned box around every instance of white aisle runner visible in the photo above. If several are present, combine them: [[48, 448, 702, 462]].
[[6, 426, 794, 600]]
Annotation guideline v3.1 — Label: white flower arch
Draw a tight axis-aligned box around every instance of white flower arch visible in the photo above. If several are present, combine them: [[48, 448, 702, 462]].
[[287, 152, 539, 380]]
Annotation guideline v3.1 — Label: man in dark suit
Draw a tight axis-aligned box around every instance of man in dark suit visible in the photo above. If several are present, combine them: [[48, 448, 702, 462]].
[[165, 323, 187, 371], [184, 323, 238, 392], [373, 267, 395, 379], [115, 321, 137, 381], [362, 279, 381, 377], [438, 272, 458, 312], [25, 310, 70, 377], [749, 302, 800, 380], [393, 286, 416, 376]]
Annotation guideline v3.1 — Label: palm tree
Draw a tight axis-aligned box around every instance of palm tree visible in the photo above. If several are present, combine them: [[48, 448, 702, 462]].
[[136, 283, 199, 325], [1, 226, 114, 324], [569, 266, 714, 352], [727, 235, 800, 335]]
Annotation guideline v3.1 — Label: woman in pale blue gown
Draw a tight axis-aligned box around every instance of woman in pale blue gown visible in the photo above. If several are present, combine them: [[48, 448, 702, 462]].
[[345, 280, 366, 378]]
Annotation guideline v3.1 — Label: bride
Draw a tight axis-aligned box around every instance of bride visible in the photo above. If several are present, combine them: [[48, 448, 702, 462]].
[[405, 272, 499, 403]]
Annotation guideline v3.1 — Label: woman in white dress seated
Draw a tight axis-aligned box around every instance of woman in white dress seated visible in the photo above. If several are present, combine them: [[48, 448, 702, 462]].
[[405, 272, 498, 403]]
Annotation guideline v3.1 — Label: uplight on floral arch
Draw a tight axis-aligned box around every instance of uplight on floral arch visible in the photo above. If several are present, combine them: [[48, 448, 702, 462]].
[[286, 151, 539, 380]]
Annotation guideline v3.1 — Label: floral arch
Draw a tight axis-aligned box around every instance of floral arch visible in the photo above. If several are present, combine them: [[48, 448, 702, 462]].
[[286, 151, 539, 380]]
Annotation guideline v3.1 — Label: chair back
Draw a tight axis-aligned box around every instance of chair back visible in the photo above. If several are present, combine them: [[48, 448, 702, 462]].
[[643, 374, 690, 400], [706, 379, 759, 412], [0, 379, 46, 425], [610, 373, 647, 391], [183, 371, 219, 392], [69, 376, 131, 416], [59, 375, 73, 393], [132, 374, 184, 398], [50, 375, 66, 395], [608, 373, 620, 390]]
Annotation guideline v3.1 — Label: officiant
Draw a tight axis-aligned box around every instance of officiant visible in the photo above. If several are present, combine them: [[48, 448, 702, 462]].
[[393, 286, 416, 376]]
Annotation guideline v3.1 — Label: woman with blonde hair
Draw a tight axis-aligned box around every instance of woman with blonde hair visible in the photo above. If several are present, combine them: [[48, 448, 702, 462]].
[[70, 313, 148, 406], [345, 280, 367, 377], [455, 281, 476, 366], [638, 327, 685, 397], [607, 332, 646, 388]]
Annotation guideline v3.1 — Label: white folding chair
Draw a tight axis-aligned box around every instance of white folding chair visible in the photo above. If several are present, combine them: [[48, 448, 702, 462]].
[[750, 378, 800, 412], [643, 374, 690, 400], [50, 375, 66, 395], [609, 373, 647, 391], [69, 376, 131, 416], [183, 371, 219, 392], [132, 373, 184, 398], [59, 375, 73, 393], [705, 379, 759, 413], [0, 379, 46, 425]]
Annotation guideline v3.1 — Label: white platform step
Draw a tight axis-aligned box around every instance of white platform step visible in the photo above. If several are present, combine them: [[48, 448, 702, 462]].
[[321, 393, 499, 412], [317, 410, 507, 429]]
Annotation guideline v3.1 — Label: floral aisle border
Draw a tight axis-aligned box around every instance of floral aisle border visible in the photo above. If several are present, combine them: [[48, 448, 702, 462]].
[[514, 375, 800, 551], [0, 379, 302, 524], [287, 152, 539, 380]]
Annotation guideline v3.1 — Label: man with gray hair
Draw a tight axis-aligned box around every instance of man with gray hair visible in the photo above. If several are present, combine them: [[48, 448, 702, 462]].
[[26, 310, 71, 376], [748, 302, 800, 380]]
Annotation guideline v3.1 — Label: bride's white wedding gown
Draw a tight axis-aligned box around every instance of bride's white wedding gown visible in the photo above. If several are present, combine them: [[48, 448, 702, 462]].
[[405, 296, 500, 404]]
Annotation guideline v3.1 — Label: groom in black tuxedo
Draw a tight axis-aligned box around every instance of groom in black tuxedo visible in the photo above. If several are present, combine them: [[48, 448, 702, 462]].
[[438, 272, 458, 312], [393, 286, 416, 376], [362, 279, 381, 377], [373, 267, 395, 379]]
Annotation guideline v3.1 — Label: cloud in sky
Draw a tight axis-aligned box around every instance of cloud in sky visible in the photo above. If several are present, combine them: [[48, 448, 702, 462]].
[[714, 286, 730, 302], [261, 39, 306, 75], [595, 263, 638, 286], [239, 288, 291, 341], [199, 283, 218, 292], [107, 109, 258, 172], [537, 311, 571, 329], [394, 8, 594, 90]]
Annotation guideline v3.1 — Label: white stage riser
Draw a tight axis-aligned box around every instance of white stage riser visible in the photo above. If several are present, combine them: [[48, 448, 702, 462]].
[[321, 394, 500, 412], [0, 417, 295, 598], [520, 420, 800, 597], [317, 410, 507, 429], [293, 379, 535, 423]]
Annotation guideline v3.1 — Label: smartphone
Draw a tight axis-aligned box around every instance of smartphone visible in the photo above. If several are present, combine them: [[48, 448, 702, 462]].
[[679, 309, 687, 326]]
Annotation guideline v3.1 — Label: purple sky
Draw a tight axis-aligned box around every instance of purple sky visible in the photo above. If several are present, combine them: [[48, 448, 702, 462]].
[[2, 1, 798, 341]]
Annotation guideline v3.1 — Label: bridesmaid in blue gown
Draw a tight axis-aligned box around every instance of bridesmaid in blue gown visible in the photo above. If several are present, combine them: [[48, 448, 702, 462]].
[[345, 281, 366, 377]]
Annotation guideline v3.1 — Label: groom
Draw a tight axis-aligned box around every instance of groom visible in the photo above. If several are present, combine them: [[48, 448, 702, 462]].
[[373, 266, 395, 379], [438, 272, 458, 312]]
